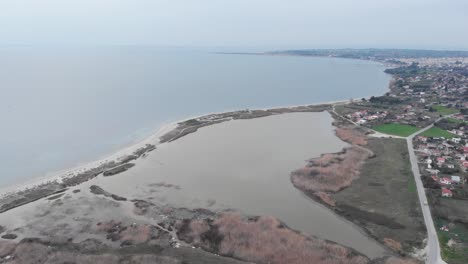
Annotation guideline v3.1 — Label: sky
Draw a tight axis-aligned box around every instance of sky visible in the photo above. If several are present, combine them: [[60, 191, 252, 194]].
[[0, 0, 467, 49]]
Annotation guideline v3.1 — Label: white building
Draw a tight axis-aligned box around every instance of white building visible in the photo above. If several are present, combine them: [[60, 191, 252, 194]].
[[451, 176, 461, 184]]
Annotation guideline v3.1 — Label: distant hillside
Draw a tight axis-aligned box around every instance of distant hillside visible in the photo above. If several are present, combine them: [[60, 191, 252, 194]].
[[267, 48, 468, 60]]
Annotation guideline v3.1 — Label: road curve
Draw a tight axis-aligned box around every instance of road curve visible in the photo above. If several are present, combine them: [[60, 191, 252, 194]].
[[407, 121, 447, 264]]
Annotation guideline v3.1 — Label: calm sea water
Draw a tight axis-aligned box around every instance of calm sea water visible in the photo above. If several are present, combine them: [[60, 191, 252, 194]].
[[0, 47, 390, 187]]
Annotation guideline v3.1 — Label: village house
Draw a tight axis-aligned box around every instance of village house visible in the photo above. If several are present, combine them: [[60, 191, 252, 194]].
[[464, 146, 468, 153], [440, 225, 449, 232], [426, 168, 440, 174], [356, 119, 367, 125], [449, 129, 464, 136], [347, 110, 387, 125], [451, 175, 461, 184], [437, 157, 446, 165], [461, 161, 468, 171], [441, 188, 453, 198], [440, 177, 452, 185]]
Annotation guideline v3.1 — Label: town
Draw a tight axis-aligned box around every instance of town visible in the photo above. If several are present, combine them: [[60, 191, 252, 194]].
[[332, 54, 468, 263]]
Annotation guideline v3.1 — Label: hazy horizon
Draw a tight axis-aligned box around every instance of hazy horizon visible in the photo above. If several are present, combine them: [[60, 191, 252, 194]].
[[0, 0, 467, 50]]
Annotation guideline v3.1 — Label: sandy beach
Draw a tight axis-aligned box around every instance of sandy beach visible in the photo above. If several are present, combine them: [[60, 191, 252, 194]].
[[0, 100, 349, 198], [0, 103, 334, 212]]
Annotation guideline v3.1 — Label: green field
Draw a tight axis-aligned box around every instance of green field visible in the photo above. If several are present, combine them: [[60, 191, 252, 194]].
[[432, 105, 459, 115], [333, 138, 426, 252], [373, 123, 421, 137], [447, 117, 466, 124], [407, 180, 417, 193], [420, 127, 457, 139], [436, 219, 468, 263]]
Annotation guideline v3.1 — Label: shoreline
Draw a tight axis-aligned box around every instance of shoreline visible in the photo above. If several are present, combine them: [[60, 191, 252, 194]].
[[0, 99, 350, 197], [221, 51, 403, 70], [0, 122, 176, 197], [0, 102, 339, 214]]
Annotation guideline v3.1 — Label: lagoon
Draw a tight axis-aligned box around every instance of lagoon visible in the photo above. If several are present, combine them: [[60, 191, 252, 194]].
[[82, 112, 389, 258]]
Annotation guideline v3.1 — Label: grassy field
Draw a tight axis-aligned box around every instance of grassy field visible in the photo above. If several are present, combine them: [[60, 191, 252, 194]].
[[408, 179, 417, 193], [373, 123, 420, 137], [333, 138, 426, 253], [436, 219, 468, 264], [432, 105, 459, 115], [447, 117, 466, 124], [420, 127, 457, 139]]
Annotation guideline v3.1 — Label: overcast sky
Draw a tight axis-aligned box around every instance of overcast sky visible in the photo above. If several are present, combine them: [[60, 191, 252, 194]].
[[0, 0, 467, 49]]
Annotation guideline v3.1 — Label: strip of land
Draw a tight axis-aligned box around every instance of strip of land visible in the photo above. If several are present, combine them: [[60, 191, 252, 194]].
[[0, 104, 331, 215]]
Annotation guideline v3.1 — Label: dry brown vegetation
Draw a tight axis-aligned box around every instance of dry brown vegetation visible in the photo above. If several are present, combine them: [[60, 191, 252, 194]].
[[119, 225, 153, 244], [178, 213, 370, 264], [290, 121, 374, 206], [96, 220, 156, 245], [383, 257, 420, 264], [314, 191, 336, 206], [0, 241, 15, 258], [291, 146, 371, 194], [383, 238, 402, 252], [335, 126, 368, 146]]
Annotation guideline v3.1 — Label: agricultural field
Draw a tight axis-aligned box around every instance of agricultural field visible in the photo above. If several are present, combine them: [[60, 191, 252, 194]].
[[432, 105, 459, 115], [446, 118, 467, 124], [420, 127, 457, 139], [436, 219, 468, 264], [373, 123, 420, 137]]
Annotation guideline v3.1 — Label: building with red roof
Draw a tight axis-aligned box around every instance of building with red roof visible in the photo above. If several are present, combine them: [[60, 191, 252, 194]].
[[441, 188, 453, 198]]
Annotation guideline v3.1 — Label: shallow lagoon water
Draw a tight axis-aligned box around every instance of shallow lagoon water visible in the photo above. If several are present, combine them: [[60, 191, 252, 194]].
[[86, 112, 389, 258]]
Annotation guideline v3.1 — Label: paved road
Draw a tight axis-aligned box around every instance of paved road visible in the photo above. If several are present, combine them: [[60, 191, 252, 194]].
[[332, 102, 448, 263], [406, 121, 447, 264]]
